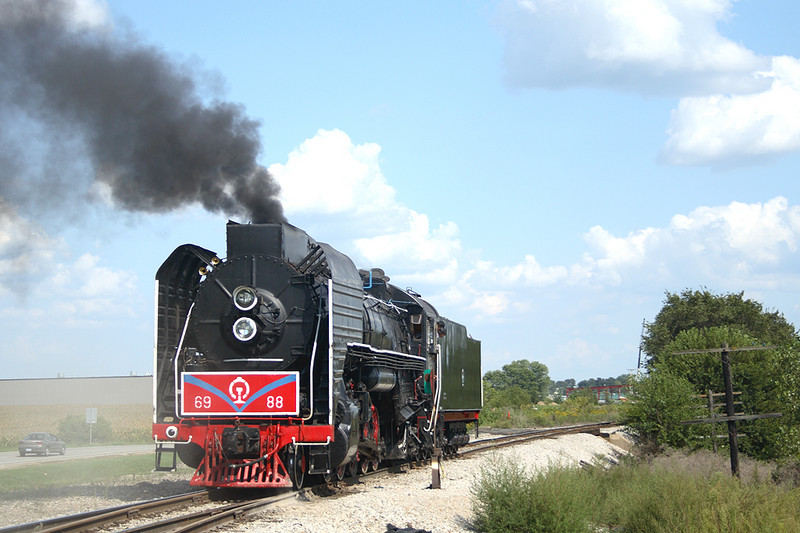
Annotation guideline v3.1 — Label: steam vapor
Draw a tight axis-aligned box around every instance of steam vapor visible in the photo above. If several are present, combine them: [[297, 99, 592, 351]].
[[0, 0, 285, 224]]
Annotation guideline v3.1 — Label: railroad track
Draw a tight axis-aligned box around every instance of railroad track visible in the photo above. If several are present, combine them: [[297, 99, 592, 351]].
[[1, 491, 206, 533], [1, 421, 617, 533], [460, 421, 617, 456], [0, 488, 304, 533]]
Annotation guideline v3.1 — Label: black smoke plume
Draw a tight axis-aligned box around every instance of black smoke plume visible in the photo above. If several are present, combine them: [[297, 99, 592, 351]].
[[0, 0, 284, 224]]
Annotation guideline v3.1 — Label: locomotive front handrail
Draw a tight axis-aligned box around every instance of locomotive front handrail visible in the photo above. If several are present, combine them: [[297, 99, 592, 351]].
[[172, 302, 196, 420], [291, 436, 332, 446], [154, 435, 193, 445]]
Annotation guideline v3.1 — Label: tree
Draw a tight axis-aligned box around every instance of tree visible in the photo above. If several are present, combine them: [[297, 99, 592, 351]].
[[484, 384, 531, 408], [656, 326, 756, 394], [655, 326, 800, 460], [642, 289, 797, 363], [549, 378, 576, 398], [638, 288, 800, 460], [484, 359, 550, 403], [576, 374, 632, 388]]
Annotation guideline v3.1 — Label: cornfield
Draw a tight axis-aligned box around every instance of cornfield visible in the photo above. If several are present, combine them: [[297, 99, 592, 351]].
[[0, 404, 152, 448]]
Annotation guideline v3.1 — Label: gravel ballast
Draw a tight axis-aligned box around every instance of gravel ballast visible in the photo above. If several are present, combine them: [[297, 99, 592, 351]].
[[0, 431, 629, 532]]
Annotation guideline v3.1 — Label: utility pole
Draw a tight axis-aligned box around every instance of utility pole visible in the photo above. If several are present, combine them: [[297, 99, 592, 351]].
[[720, 343, 739, 475], [678, 344, 781, 477], [637, 319, 646, 369]]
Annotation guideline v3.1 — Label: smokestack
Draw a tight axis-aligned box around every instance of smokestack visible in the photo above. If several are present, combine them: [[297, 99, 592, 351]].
[[0, 0, 284, 224]]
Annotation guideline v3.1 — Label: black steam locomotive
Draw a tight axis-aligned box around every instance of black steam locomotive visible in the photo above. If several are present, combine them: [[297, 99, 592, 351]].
[[152, 222, 481, 488]]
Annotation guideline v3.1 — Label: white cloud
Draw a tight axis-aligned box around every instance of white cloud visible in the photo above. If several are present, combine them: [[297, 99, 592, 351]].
[[439, 196, 800, 326], [0, 0, 111, 31], [495, 1, 800, 164], [670, 197, 799, 262], [62, 0, 110, 30], [269, 129, 396, 216], [57, 252, 136, 296], [0, 197, 137, 324], [270, 129, 463, 280], [495, 0, 766, 94], [0, 198, 61, 292], [571, 196, 800, 288], [662, 56, 800, 164], [579, 226, 657, 285], [459, 255, 568, 290], [5, 252, 138, 327], [354, 215, 462, 273]]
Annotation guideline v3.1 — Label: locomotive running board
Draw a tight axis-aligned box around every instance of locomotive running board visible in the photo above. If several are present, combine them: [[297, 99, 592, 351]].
[[346, 342, 427, 371]]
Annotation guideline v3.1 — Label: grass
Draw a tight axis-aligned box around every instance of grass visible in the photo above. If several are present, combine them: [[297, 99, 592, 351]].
[[471, 454, 800, 533], [0, 404, 152, 449], [0, 454, 184, 494]]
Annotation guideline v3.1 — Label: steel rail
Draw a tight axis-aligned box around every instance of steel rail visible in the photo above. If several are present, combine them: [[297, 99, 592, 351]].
[[116, 492, 300, 533], [0, 491, 208, 533], [458, 421, 617, 456]]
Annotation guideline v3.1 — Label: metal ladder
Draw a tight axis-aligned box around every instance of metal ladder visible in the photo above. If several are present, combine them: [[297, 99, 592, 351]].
[[154, 441, 177, 472]]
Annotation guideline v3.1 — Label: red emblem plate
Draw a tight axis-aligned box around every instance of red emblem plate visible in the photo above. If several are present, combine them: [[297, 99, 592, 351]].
[[181, 372, 300, 416]]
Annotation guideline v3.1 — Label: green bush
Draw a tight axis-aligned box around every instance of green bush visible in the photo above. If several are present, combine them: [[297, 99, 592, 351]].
[[620, 371, 703, 448], [471, 457, 800, 532], [471, 460, 591, 533], [57, 414, 113, 445], [563, 388, 598, 407], [645, 325, 800, 461]]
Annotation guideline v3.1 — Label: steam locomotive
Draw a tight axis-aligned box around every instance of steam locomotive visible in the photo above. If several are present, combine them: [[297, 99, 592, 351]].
[[152, 221, 481, 488]]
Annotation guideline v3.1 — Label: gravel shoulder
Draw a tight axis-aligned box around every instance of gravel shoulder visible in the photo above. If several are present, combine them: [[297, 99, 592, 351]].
[[0, 431, 630, 532]]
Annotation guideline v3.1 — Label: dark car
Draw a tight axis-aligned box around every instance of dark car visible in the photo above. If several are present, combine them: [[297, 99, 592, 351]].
[[18, 433, 66, 456]]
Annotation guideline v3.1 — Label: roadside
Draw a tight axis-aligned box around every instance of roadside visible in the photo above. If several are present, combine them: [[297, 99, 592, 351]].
[[0, 444, 154, 470]]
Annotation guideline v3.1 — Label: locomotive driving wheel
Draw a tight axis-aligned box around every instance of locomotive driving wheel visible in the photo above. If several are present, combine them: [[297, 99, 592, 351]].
[[347, 455, 358, 478], [288, 445, 306, 489]]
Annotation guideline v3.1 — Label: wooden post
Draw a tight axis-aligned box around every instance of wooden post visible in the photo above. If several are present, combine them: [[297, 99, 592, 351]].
[[431, 448, 442, 489], [720, 344, 740, 477], [707, 389, 718, 454]]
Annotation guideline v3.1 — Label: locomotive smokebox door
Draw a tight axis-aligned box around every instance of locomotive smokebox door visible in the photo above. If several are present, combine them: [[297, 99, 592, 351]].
[[222, 427, 261, 459]]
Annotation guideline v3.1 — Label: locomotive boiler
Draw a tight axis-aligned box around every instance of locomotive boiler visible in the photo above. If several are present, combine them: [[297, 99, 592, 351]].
[[152, 221, 481, 488]]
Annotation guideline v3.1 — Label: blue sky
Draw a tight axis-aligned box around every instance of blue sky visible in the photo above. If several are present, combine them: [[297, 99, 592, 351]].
[[2, 0, 800, 382]]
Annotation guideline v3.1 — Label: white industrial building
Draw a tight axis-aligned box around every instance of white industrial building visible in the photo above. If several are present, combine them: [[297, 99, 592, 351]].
[[0, 376, 151, 406]]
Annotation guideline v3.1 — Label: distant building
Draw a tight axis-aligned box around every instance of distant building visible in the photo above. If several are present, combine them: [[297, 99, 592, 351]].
[[0, 376, 151, 406], [565, 384, 629, 402]]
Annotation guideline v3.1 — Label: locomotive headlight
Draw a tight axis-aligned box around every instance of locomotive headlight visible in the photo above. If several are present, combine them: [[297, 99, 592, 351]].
[[232, 286, 258, 311], [232, 317, 258, 342]]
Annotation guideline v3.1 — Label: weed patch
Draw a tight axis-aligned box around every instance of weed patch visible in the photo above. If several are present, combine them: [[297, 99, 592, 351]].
[[479, 402, 619, 429], [471, 456, 800, 532]]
